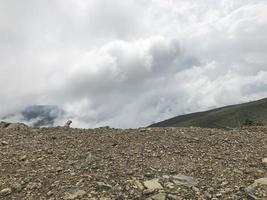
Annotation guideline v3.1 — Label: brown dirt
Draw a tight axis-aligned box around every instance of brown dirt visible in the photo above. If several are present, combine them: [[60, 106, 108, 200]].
[[0, 123, 267, 199]]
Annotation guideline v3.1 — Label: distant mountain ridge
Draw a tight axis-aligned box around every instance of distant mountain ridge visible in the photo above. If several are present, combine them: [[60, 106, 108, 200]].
[[149, 97, 267, 128]]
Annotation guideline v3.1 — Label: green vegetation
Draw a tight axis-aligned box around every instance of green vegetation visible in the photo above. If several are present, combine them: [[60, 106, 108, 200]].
[[150, 97, 267, 129]]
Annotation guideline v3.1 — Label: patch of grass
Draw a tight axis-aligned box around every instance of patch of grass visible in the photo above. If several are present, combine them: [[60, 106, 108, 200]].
[[150, 97, 267, 128]]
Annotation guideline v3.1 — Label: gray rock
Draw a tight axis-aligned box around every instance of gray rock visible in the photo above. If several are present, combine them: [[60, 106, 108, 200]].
[[26, 182, 42, 190], [63, 189, 87, 200], [11, 183, 23, 192], [19, 155, 27, 161], [134, 180, 144, 190], [171, 174, 199, 187], [1, 141, 8, 146], [165, 182, 175, 189], [143, 179, 163, 191], [96, 182, 112, 191], [47, 191, 54, 196], [146, 193, 166, 200], [0, 188, 12, 196], [204, 191, 212, 199], [167, 194, 182, 200]]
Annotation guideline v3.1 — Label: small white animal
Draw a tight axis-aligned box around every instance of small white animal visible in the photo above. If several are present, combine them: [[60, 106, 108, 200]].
[[64, 120, 72, 128]]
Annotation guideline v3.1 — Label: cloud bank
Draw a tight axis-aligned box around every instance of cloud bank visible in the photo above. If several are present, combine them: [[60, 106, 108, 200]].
[[1, 0, 267, 128]]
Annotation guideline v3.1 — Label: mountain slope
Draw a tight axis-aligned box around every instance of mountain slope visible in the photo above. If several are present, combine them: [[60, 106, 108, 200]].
[[150, 97, 267, 128]]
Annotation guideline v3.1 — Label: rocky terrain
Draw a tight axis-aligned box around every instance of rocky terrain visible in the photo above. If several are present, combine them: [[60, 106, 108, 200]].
[[0, 122, 267, 199]]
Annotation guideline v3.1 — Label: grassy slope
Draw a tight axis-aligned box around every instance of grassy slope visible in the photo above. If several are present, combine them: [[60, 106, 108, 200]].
[[150, 97, 267, 128]]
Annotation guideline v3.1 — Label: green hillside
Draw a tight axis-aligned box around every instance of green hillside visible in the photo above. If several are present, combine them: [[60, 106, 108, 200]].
[[150, 97, 267, 128]]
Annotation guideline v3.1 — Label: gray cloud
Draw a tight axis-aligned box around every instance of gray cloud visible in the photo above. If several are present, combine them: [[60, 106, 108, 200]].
[[1, 0, 267, 128]]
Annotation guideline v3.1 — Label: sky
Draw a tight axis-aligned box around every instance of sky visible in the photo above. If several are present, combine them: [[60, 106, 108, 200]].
[[1, 0, 267, 128]]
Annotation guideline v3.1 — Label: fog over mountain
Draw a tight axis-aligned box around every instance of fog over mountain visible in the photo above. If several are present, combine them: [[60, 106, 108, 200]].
[[1, 0, 267, 128], [3, 105, 64, 127]]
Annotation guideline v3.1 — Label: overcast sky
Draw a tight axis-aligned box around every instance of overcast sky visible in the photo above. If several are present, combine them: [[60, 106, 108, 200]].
[[1, 0, 267, 128]]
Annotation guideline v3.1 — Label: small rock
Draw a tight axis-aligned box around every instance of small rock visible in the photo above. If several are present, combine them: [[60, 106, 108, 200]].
[[145, 172, 154, 178], [165, 182, 175, 189], [63, 189, 87, 200], [221, 181, 229, 186], [167, 194, 180, 200], [143, 189, 154, 195], [262, 158, 267, 164], [192, 186, 200, 194], [47, 191, 54, 196], [0, 188, 12, 196], [12, 183, 23, 192], [76, 179, 84, 186], [215, 193, 222, 198], [19, 155, 27, 161], [134, 180, 144, 190], [147, 193, 166, 200], [162, 175, 170, 179], [56, 167, 63, 172], [143, 179, 163, 191], [96, 182, 112, 191], [26, 182, 41, 190], [1, 141, 8, 146], [204, 191, 212, 199]]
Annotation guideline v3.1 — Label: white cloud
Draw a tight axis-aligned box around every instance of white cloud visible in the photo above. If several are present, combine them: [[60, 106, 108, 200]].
[[1, 0, 267, 127]]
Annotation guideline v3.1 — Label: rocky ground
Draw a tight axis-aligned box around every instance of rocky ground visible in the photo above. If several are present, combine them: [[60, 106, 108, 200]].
[[0, 122, 267, 200]]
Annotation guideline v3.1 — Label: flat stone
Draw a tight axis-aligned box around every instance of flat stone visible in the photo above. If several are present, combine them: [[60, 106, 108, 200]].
[[255, 177, 267, 185], [143, 189, 154, 195], [143, 179, 163, 191], [63, 189, 87, 200], [262, 158, 267, 164], [171, 174, 199, 187], [150, 193, 166, 200], [0, 188, 12, 196]]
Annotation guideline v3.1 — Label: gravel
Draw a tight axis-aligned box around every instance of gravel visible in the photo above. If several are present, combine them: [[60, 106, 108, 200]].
[[0, 123, 267, 199]]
